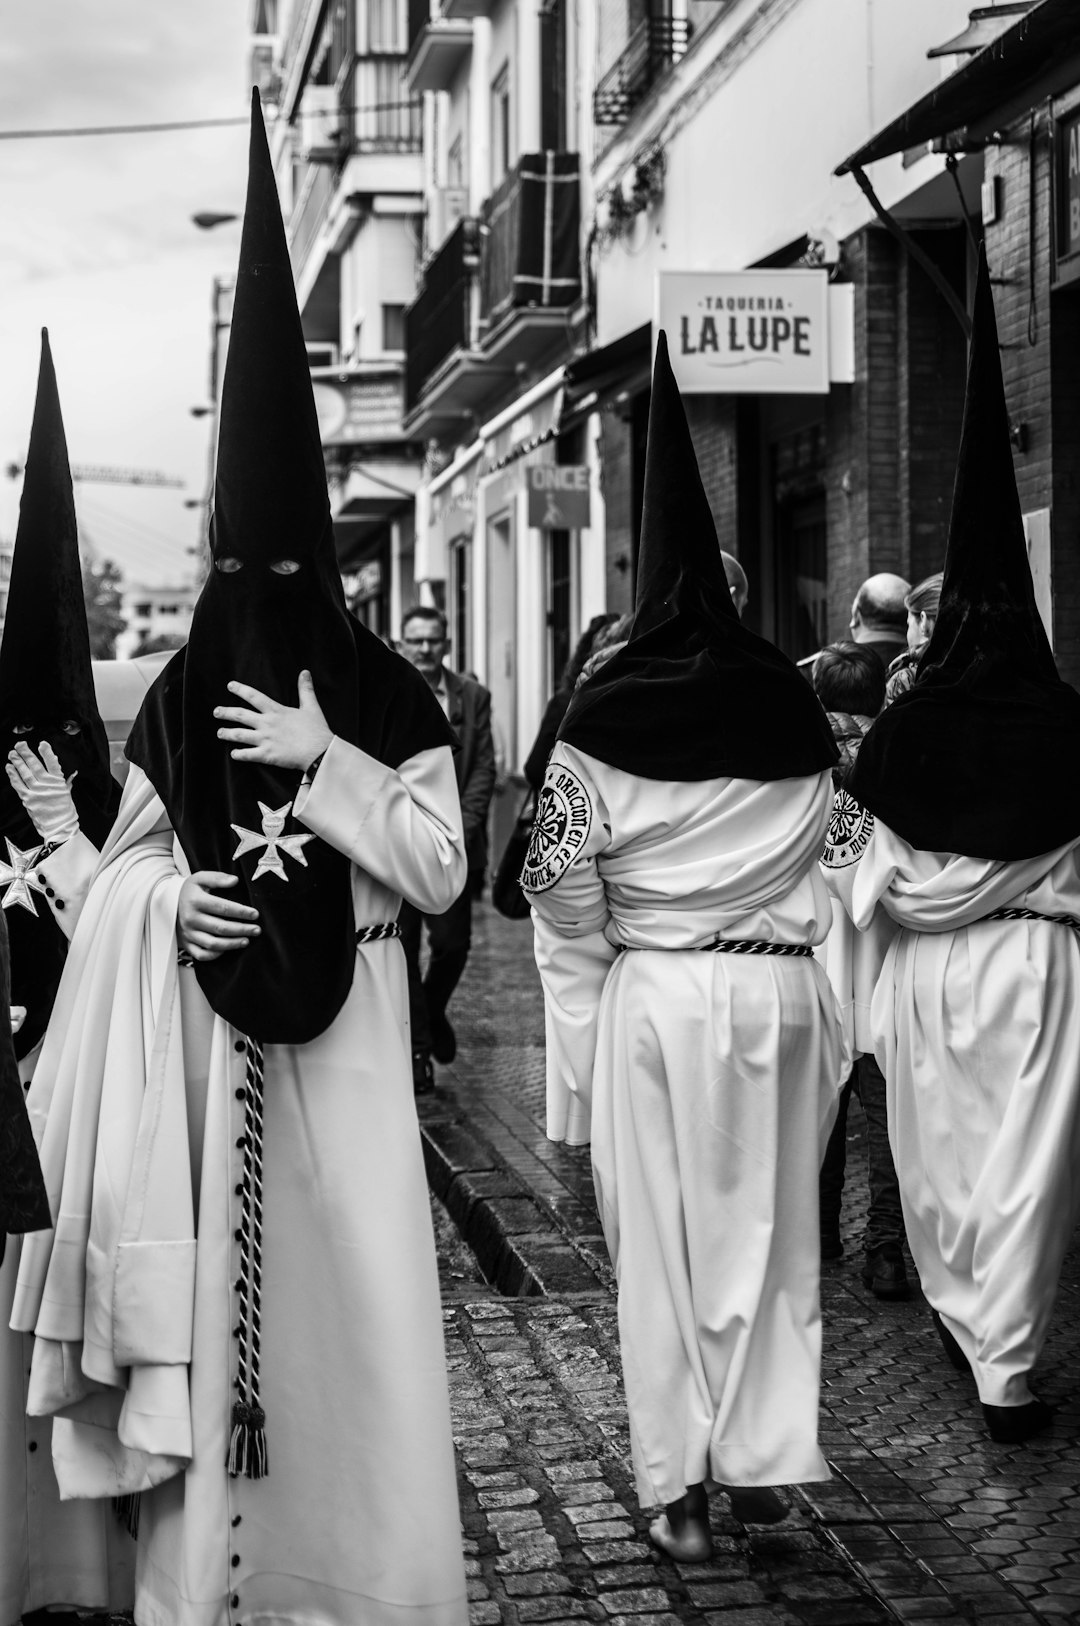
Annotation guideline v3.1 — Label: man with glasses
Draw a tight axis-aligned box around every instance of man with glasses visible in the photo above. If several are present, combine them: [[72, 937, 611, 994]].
[[399, 605, 496, 1092]]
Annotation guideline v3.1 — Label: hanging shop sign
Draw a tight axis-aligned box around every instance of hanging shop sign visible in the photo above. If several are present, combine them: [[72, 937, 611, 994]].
[[658, 269, 830, 394], [526, 464, 591, 529], [311, 374, 404, 446], [1054, 107, 1080, 282]]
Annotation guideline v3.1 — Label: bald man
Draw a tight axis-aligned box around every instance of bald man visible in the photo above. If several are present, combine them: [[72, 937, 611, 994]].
[[721, 552, 749, 619], [849, 573, 910, 673]]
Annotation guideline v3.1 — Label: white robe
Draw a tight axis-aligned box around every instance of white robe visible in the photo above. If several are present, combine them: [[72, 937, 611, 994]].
[[851, 820, 1080, 1407], [12, 736, 470, 1626], [527, 744, 848, 1504], [1, 830, 136, 1626]]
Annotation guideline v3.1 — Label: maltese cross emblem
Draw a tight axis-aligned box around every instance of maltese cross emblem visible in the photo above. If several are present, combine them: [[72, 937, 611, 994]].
[[0, 839, 47, 916], [230, 801, 315, 882]]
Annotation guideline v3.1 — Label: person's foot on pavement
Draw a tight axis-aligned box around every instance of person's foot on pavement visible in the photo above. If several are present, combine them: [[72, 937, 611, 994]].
[[820, 1229, 843, 1261], [721, 1484, 789, 1524], [861, 1241, 911, 1300], [982, 1394, 1054, 1444], [429, 1009, 456, 1065], [930, 1308, 971, 1376], [412, 1048, 435, 1095], [648, 1483, 712, 1561]]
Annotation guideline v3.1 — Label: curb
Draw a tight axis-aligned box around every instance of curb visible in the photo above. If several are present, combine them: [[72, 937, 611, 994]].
[[419, 1107, 609, 1298]]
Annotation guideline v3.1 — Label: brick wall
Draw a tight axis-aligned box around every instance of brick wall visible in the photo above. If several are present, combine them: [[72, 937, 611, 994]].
[[901, 228, 968, 588], [598, 405, 636, 614]]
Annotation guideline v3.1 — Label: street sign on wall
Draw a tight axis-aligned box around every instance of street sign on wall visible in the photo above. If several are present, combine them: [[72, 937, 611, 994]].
[[527, 464, 591, 529], [657, 269, 831, 394]]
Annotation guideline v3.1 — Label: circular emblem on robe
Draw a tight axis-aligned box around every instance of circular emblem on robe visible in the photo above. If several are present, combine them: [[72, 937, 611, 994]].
[[822, 789, 874, 869], [521, 763, 593, 893]]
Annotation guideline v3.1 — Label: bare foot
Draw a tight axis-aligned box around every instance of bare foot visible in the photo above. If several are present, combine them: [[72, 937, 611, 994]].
[[721, 1484, 789, 1524], [648, 1483, 712, 1561]]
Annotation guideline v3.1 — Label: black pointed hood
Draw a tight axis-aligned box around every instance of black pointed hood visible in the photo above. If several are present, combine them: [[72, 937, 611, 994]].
[[127, 90, 452, 1045], [559, 330, 837, 781], [0, 332, 119, 1059], [849, 245, 1080, 858]]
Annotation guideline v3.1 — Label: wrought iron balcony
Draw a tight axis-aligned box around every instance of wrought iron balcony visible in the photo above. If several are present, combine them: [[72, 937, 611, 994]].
[[404, 216, 479, 413], [593, 17, 692, 125], [480, 153, 581, 329]]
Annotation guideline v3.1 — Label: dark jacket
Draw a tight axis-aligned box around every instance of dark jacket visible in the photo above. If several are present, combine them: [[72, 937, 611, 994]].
[[884, 643, 927, 706], [443, 667, 497, 873], [826, 710, 875, 789]]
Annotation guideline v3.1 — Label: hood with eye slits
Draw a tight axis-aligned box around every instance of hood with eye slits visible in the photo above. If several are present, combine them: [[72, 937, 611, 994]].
[[0, 331, 120, 1058], [126, 89, 452, 1045]]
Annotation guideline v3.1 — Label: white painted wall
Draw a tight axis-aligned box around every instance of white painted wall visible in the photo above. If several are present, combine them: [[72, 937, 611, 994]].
[[592, 0, 973, 344], [340, 213, 418, 360]]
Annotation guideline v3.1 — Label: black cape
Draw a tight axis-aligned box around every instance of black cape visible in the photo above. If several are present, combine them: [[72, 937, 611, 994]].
[[849, 245, 1080, 859], [127, 92, 452, 1045], [560, 330, 837, 783], [0, 909, 51, 1262]]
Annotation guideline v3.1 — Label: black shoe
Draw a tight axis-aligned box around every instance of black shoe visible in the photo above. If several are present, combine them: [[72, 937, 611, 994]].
[[412, 1049, 435, 1095], [930, 1308, 971, 1376], [820, 1232, 844, 1261], [861, 1243, 911, 1300], [722, 1485, 789, 1524], [982, 1396, 1054, 1444], [429, 1010, 457, 1065]]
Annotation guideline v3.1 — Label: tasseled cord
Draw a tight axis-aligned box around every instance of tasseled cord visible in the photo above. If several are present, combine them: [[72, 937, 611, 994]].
[[113, 1492, 141, 1541], [227, 1033, 269, 1479]]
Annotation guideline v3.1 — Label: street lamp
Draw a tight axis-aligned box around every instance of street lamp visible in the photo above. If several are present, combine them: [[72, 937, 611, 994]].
[[191, 211, 240, 231]]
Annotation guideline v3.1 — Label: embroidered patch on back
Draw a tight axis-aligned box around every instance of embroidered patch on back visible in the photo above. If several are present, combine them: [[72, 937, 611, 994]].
[[521, 762, 593, 893], [822, 789, 874, 869]]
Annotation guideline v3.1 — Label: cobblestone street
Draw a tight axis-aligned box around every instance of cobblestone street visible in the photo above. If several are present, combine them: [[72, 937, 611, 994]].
[[424, 900, 1080, 1626]]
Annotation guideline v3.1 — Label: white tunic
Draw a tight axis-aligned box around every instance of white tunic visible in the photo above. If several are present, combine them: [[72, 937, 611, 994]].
[[817, 791, 898, 1056], [527, 744, 847, 1504], [1, 831, 136, 1626], [851, 819, 1080, 1407], [12, 736, 470, 1626]]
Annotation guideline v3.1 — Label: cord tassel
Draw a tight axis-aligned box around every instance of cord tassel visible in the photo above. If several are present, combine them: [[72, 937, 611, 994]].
[[227, 1399, 268, 1480], [112, 1492, 141, 1540]]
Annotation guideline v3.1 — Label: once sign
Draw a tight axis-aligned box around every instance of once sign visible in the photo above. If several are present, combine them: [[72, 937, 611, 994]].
[[657, 269, 830, 394], [527, 463, 591, 529]]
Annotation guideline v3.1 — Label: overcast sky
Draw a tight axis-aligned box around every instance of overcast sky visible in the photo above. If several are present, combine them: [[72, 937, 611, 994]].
[[0, 3, 253, 587]]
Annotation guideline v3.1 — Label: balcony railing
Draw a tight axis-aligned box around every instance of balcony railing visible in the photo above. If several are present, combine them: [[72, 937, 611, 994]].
[[404, 217, 478, 412], [593, 17, 692, 124], [480, 153, 580, 328], [340, 54, 422, 153]]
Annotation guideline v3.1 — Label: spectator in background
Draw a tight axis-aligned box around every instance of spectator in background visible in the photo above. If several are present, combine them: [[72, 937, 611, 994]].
[[399, 604, 496, 1091], [885, 572, 944, 704], [524, 612, 619, 793], [721, 551, 749, 618], [849, 572, 911, 674], [813, 641, 910, 1300]]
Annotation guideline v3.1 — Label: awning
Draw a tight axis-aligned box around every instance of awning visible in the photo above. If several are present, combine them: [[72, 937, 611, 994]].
[[836, 0, 1080, 175], [559, 323, 652, 431]]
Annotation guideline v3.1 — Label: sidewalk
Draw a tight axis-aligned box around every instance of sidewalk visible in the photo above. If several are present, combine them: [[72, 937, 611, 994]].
[[424, 900, 1080, 1626]]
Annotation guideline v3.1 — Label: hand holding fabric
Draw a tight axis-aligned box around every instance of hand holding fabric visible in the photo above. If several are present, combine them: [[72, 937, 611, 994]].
[[5, 740, 79, 842], [214, 670, 333, 770], [177, 872, 261, 962]]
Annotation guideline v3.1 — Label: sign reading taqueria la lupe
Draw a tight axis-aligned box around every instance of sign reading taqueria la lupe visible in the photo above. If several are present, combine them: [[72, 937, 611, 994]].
[[657, 269, 830, 394]]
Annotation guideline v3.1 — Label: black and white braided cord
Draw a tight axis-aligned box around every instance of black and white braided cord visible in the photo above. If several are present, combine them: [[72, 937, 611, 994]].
[[984, 907, 1080, 932], [228, 1033, 268, 1480], [705, 939, 813, 957]]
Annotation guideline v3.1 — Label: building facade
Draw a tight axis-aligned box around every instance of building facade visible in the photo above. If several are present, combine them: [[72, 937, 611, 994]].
[[248, 0, 1078, 841]]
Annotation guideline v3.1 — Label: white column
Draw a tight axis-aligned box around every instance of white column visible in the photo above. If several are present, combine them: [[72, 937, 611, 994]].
[[469, 17, 492, 212], [579, 412, 608, 621], [517, 0, 541, 155], [516, 485, 546, 771]]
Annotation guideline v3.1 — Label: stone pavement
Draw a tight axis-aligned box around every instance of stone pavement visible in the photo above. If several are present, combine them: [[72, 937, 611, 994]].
[[421, 900, 1080, 1626]]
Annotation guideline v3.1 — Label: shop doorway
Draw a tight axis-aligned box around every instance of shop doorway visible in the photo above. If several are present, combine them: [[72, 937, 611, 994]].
[[775, 491, 827, 661]]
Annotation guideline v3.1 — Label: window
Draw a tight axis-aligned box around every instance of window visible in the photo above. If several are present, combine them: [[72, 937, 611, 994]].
[[369, 0, 405, 53], [382, 304, 405, 352], [449, 538, 471, 671], [491, 63, 512, 189]]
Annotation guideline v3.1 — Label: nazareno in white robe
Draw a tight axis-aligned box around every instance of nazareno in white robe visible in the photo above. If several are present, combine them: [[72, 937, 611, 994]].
[[850, 817, 1080, 1409], [526, 743, 848, 1505], [11, 735, 469, 1626], [1, 830, 136, 1626]]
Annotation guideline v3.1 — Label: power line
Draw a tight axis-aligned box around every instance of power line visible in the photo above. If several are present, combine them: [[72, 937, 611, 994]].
[[0, 103, 419, 144]]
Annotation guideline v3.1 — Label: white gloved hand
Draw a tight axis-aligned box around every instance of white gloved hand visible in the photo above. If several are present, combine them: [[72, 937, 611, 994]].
[[5, 741, 80, 843], [10, 1006, 26, 1034]]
